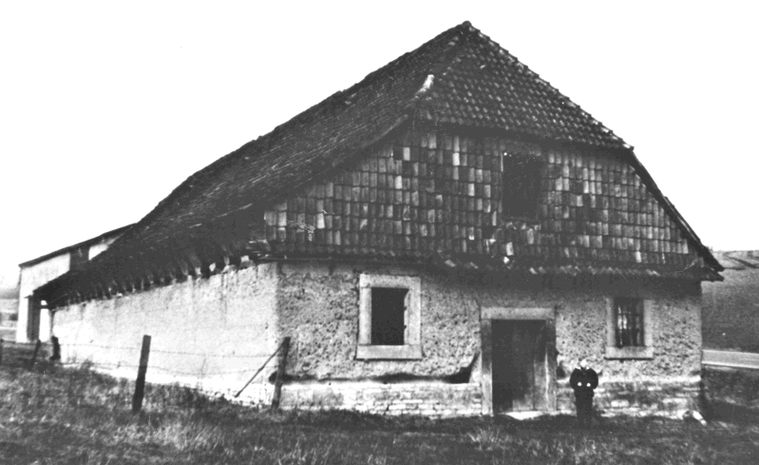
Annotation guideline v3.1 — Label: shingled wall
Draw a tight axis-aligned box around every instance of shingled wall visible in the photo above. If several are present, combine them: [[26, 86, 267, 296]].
[[263, 129, 698, 273]]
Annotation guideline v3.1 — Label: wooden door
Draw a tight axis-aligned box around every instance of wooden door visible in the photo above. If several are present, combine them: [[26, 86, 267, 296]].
[[492, 320, 546, 413]]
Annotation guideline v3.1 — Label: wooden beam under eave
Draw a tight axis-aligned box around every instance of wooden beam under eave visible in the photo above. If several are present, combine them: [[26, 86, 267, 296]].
[[118, 257, 139, 293], [179, 248, 201, 278], [94, 282, 105, 299], [172, 254, 192, 282], [176, 255, 191, 280], [165, 248, 185, 284], [110, 279, 123, 295]]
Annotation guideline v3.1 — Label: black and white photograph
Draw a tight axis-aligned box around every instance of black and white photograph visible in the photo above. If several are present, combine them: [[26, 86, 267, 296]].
[[0, 1, 757, 463]]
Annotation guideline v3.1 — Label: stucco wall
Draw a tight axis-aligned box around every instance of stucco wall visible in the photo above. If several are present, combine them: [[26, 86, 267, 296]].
[[52, 259, 702, 415], [278, 262, 481, 380], [278, 261, 702, 413], [279, 262, 701, 380], [54, 263, 280, 395]]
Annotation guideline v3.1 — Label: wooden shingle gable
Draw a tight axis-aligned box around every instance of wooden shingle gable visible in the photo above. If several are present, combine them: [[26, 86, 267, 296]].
[[257, 127, 713, 279]]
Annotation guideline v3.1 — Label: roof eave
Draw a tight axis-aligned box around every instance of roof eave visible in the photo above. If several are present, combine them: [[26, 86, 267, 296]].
[[18, 224, 134, 268]]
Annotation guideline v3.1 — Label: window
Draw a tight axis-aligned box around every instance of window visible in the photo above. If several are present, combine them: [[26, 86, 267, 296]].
[[605, 297, 654, 359], [371, 288, 408, 345], [614, 297, 644, 347], [357, 274, 422, 360], [501, 153, 544, 220]]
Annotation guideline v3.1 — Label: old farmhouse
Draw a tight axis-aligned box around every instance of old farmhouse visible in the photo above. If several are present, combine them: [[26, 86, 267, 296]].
[[37, 22, 722, 417]]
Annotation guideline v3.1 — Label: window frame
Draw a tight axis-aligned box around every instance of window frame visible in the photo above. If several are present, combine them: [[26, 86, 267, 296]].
[[605, 297, 654, 359], [356, 274, 422, 360], [500, 152, 545, 221]]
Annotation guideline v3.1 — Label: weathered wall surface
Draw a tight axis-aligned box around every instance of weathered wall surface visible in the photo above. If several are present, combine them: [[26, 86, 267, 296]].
[[278, 382, 482, 417], [278, 261, 702, 413], [557, 378, 701, 414], [54, 263, 280, 395], [279, 262, 701, 378], [278, 262, 481, 380], [52, 258, 702, 415]]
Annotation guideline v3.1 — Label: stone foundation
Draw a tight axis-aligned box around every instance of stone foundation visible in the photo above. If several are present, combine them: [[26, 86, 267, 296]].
[[278, 382, 482, 417], [557, 377, 701, 416], [229, 381, 482, 417]]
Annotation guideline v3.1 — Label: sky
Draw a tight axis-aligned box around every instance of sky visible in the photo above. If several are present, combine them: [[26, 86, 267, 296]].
[[1, 1, 758, 284]]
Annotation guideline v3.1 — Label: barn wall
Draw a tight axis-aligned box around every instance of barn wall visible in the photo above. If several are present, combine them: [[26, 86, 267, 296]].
[[52, 258, 702, 416], [53, 263, 280, 399], [276, 261, 702, 415]]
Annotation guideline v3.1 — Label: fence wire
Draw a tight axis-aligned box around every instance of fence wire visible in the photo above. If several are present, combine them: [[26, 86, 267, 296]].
[[14, 335, 284, 379]]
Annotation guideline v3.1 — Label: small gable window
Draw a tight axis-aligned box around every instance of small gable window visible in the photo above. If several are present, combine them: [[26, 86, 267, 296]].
[[501, 153, 544, 220], [605, 297, 654, 359], [357, 274, 422, 360]]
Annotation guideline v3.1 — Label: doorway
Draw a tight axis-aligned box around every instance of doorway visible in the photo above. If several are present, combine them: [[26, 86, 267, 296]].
[[491, 320, 547, 412], [480, 306, 556, 415]]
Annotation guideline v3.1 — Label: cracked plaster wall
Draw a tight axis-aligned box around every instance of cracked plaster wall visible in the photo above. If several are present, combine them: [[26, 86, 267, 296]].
[[54, 263, 280, 395], [52, 259, 702, 412], [278, 262, 702, 385]]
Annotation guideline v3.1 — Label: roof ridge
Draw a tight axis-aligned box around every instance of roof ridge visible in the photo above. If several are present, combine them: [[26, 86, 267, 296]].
[[465, 23, 632, 150], [408, 22, 471, 115]]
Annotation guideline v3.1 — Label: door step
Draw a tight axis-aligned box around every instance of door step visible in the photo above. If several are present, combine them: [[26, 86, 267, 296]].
[[502, 410, 546, 420]]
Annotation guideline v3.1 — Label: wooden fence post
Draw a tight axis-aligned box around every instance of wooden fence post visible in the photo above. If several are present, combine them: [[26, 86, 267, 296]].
[[270, 337, 291, 410], [132, 335, 152, 413], [29, 339, 42, 367], [50, 336, 61, 361]]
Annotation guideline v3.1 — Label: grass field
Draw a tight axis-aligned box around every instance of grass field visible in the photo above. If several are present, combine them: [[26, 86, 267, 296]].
[[0, 362, 757, 465]]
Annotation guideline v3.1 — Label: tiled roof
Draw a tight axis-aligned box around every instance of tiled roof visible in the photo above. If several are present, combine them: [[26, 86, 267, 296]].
[[37, 22, 720, 307], [420, 25, 628, 149]]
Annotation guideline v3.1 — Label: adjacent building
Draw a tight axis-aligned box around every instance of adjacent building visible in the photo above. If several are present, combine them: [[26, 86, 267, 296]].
[[16, 225, 131, 343]]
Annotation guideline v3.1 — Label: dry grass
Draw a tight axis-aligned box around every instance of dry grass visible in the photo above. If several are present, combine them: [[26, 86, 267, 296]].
[[0, 363, 758, 464]]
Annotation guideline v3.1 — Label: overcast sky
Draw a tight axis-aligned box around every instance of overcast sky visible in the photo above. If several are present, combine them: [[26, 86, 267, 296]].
[[1, 1, 757, 282]]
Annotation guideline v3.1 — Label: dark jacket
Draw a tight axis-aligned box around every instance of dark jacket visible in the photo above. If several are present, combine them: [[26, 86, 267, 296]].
[[570, 367, 599, 399]]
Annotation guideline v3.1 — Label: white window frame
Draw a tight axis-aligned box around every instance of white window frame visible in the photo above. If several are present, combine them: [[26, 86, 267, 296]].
[[356, 274, 422, 360], [605, 297, 654, 359]]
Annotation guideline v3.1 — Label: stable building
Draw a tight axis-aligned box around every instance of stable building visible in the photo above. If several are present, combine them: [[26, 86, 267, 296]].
[[36, 22, 722, 416], [16, 225, 131, 343]]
